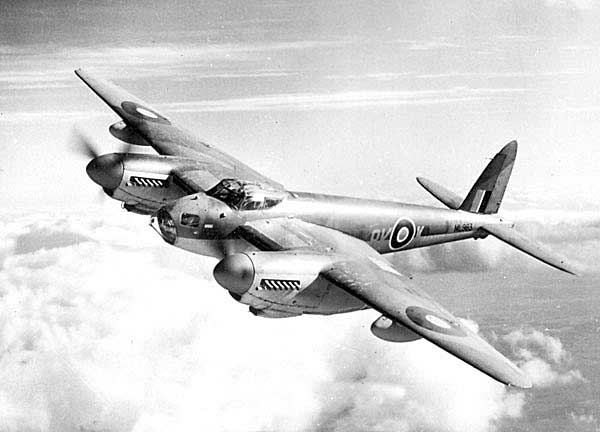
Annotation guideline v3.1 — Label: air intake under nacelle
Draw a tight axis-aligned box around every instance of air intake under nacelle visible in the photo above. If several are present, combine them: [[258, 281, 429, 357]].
[[370, 315, 422, 343], [109, 121, 150, 146]]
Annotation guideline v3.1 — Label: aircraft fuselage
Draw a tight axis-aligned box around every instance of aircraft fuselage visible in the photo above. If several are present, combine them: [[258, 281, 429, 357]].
[[149, 190, 512, 318], [160, 190, 511, 257]]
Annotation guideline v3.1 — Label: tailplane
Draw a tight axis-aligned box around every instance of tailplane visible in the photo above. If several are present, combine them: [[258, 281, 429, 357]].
[[460, 140, 517, 214], [416, 140, 577, 275], [416, 177, 462, 210], [481, 224, 576, 275]]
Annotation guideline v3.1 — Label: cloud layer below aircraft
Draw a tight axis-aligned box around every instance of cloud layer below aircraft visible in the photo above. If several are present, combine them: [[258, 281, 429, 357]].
[[0, 210, 588, 431]]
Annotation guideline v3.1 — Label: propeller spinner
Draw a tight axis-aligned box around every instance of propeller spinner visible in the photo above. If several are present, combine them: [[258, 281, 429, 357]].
[[71, 129, 129, 191], [85, 154, 124, 190]]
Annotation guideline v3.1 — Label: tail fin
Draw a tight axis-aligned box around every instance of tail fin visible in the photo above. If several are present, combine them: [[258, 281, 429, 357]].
[[416, 140, 577, 275], [460, 140, 517, 214]]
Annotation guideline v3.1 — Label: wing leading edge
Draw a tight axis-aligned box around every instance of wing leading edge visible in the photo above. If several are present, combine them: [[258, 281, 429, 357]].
[[240, 218, 531, 388], [74, 69, 283, 191]]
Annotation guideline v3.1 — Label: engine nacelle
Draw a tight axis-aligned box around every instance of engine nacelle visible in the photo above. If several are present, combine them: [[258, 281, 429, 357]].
[[213, 251, 334, 295], [370, 315, 422, 343], [87, 153, 200, 214], [109, 121, 150, 146]]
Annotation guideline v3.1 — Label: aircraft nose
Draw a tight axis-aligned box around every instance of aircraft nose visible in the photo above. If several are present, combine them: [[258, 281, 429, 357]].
[[86, 154, 124, 190]]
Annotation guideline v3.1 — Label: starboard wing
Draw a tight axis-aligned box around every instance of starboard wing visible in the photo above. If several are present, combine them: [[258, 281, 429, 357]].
[[321, 259, 531, 388], [74, 69, 283, 192], [238, 218, 532, 388]]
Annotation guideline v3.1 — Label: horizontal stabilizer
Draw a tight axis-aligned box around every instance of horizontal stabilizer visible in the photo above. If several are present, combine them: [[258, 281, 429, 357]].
[[481, 224, 576, 275], [416, 177, 462, 209]]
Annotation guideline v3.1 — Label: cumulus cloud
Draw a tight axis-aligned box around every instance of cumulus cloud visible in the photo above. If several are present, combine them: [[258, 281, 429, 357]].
[[314, 330, 525, 432], [501, 329, 584, 387], [0, 210, 587, 431]]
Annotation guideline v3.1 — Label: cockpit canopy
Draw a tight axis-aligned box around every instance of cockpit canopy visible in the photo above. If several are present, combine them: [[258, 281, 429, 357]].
[[207, 179, 286, 211]]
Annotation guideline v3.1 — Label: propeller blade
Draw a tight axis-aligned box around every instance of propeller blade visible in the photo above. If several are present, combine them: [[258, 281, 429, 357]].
[[70, 128, 103, 159]]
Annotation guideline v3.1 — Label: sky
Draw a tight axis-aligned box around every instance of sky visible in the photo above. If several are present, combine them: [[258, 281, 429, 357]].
[[3, 0, 600, 210], [1, 1, 600, 431]]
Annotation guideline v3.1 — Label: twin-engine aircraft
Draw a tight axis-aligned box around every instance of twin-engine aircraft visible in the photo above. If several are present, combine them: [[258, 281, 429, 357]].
[[75, 69, 575, 389]]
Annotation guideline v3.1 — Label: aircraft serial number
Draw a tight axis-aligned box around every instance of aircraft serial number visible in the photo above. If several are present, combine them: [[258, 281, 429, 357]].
[[454, 223, 473, 232]]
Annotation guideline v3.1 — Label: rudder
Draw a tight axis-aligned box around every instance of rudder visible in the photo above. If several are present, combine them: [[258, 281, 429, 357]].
[[460, 140, 517, 214]]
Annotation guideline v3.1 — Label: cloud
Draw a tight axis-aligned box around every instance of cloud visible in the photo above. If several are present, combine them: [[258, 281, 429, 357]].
[[545, 0, 598, 10], [158, 87, 530, 112], [1, 86, 532, 123], [0, 40, 350, 92], [569, 411, 598, 429], [501, 329, 584, 387], [313, 329, 525, 432], [406, 41, 462, 51], [0, 110, 108, 124], [417, 69, 586, 80], [0, 210, 589, 431]]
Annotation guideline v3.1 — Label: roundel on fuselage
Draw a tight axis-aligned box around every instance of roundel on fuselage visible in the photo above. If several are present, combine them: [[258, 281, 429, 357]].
[[389, 218, 416, 250], [121, 101, 171, 125]]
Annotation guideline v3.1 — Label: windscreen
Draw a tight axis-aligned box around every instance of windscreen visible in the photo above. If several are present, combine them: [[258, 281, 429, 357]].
[[207, 179, 286, 211]]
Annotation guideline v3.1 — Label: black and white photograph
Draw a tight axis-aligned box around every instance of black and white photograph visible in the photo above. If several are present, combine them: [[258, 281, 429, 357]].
[[1, 1, 599, 431]]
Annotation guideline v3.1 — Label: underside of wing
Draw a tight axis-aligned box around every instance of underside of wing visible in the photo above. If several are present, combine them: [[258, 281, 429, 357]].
[[75, 69, 283, 192], [321, 259, 531, 388], [237, 217, 531, 388]]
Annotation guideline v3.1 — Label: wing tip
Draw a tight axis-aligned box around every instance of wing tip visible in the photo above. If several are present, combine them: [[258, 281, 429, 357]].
[[544, 256, 578, 276], [482, 225, 578, 276], [475, 354, 532, 389], [74, 68, 94, 88], [486, 358, 531, 389], [506, 371, 532, 389], [540, 256, 578, 276]]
